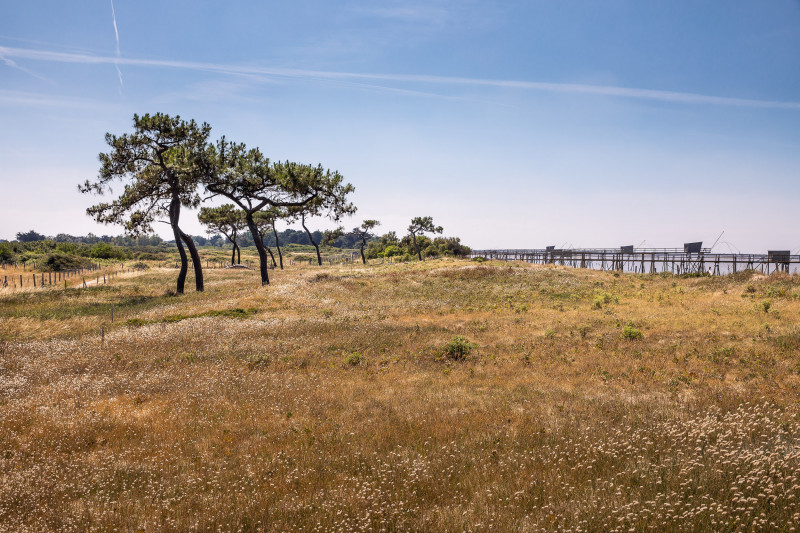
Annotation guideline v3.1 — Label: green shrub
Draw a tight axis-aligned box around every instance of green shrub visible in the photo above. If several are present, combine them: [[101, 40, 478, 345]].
[[0, 243, 15, 262], [622, 325, 643, 340], [136, 252, 165, 261], [43, 253, 88, 271], [345, 352, 363, 366], [766, 286, 786, 298], [89, 242, 127, 259], [443, 336, 478, 361], [381, 245, 402, 258], [592, 291, 617, 309], [423, 245, 439, 258]]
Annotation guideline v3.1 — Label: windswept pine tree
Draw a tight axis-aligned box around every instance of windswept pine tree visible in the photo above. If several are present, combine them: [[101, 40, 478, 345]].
[[203, 138, 354, 284], [407, 216, 443, 261], [287, 177, 356, 266], [198, 204, 245, 265], [352, 220, 380, 264], [80, 113, 210, 293]]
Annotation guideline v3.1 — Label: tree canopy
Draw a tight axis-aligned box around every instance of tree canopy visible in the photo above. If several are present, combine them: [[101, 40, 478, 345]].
[[353, 220, 380, 264], [203, 139, 329, 284], [198, 204, 245, 265], [204, 137, 355, 281], [407, 216, 443, 261], [76, 112, 472, 292], [80, 113, 210, 293]]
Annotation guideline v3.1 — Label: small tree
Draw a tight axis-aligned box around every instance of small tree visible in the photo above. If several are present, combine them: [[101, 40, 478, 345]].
[[80, 113, 210, 293], [319, 226, 345, 263], [288, 171, 356, 266], [203, 139, 338, 285], [352, 220, 380, 264], [252, 211, 280, 268], [407, 216, 443, 261], [198, 204, 245, 265], [254, 206, 288, 269]]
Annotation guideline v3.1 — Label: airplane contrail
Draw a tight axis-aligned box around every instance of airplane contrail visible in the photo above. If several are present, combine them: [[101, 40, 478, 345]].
[[0, 48, 50, 82], [110, 0, 123, 91], [1, 44, 799, 111]]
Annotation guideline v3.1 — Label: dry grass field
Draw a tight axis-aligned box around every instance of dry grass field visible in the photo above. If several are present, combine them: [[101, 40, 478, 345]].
[[2, 258, 800, 532]]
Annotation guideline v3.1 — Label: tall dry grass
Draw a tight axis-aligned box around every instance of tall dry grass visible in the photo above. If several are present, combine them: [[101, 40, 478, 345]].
[[1, 260, 800, 531]]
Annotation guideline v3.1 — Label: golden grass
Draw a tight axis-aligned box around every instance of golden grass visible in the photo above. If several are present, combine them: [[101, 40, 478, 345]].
[[2, 259, 800, 531]]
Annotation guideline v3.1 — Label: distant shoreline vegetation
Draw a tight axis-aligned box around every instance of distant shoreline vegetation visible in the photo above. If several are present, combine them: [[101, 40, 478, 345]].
[[0, 228, 472, 270]]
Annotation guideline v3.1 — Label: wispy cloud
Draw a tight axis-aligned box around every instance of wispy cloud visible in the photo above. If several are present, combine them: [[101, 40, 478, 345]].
[[1, 45, 799, 110], [0, 48, 50, 83], [109, 0, 123, 91], [0, 89, 112, 109]]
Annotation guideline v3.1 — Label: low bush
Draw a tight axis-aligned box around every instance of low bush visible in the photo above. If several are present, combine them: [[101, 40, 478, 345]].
[[89, 242, 129, 260], [345, 352, 363, 366], [622, 324, 643, 340], [593, 291, 618, 309], [443, 336, 478, 361], [136, 252, 166, 261], [43, 253, 90, 271]]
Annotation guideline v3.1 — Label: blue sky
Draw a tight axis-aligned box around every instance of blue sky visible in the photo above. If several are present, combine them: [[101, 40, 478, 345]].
[[1, 1, 799, 251]]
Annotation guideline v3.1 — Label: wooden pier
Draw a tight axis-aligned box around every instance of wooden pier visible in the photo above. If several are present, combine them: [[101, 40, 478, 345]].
[[470, 248, 800, 276]]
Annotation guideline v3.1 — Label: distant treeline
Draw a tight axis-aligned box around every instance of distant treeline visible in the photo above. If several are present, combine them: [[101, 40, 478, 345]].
[[8, 228, 370, 250], [12, 230, 165, 246], [0, 237, 172, 270], [3, 227, 471, 268]]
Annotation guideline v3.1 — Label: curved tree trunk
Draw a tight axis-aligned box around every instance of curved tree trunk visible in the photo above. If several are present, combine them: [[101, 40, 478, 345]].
[[245, 213, 270, 285], [266, 246, 277, 268], [172, 225, 188, 294], [301, 214, 322, 266], [272, 219, 283, 269], [360, 235, 367, 264], [223, 231, 237, 265], [179, 230, 204, 292], [169, 198, 188, 294], [236, 244, 241, 265], [412, 233, 422, 261]]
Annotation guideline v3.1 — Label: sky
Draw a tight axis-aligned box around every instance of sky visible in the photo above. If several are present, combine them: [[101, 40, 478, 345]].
[[1, 1, 799, 252]]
